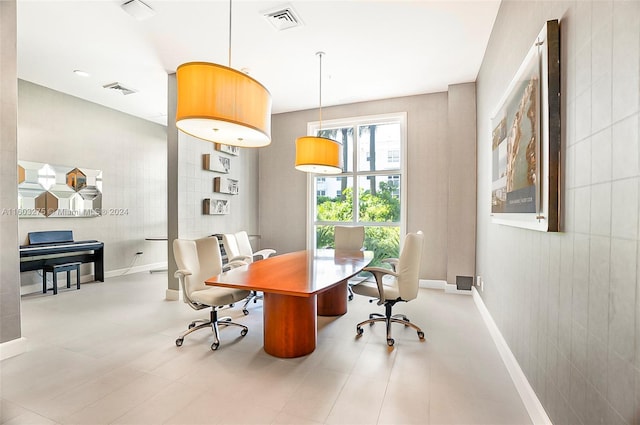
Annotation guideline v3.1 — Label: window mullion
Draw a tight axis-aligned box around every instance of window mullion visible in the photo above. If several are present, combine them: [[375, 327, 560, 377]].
[[351, 124, 358, 224]]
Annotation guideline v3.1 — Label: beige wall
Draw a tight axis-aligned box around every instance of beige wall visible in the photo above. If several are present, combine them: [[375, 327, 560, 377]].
[[261, 89, 476, 282], [0, 0, 20, 344], [476, 1, 640, 423], [447, 83, 477, 284], [17, 80, 167, 292]]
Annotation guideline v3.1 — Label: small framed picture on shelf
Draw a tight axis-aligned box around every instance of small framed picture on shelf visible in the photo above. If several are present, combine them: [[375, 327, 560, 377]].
[[214, 177, 239, 195], [202, 154, 230, 173], [203, 198, 230, 215], [215, 143, 240, 156]]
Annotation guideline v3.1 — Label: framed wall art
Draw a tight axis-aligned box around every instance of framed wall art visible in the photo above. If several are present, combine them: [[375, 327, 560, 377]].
[[203, 198, 230, 215], [203, 154, 230, 173], [17, 160, 103, 218], [213, 177, 239, 195], [215, 143, 240, 156], [490, 19, 560, 232]]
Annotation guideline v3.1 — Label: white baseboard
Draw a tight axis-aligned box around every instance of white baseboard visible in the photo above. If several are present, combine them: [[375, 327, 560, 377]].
[[472, 287, 551, 425], [444, 282, 472, 295], [165, 288, 180, 301], [419, 279, 446, 289], [20, 274, 98, 295], [419, 279, 472, 295], [20, 262, 169, 296], [105, 262, 167, 278], [0, 337, 27, 361]]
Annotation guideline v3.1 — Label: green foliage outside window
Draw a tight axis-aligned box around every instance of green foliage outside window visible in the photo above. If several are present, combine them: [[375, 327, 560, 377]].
[[316, 182, 401, 266]]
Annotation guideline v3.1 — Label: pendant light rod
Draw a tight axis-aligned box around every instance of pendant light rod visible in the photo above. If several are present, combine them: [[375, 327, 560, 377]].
[[228, 0, 232, 67], [175, 0, 272, 148], [294, 51, 342, 174], [317, 51, 324, 130]]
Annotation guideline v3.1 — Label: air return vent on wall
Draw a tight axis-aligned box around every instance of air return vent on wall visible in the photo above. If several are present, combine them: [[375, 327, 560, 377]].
[[262, 4, 303, 31], [103, 82, 137, 95]]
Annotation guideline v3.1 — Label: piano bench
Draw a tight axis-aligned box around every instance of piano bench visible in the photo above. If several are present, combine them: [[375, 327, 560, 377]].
[[43, 262, 81, 295]]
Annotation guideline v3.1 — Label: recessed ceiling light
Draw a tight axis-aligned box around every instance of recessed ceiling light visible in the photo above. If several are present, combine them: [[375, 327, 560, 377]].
[[73, 70, 90, 77], [120, 0, 155, 21]]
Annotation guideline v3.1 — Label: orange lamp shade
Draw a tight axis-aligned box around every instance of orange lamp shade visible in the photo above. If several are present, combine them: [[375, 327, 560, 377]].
[[295, 136, 342, 174], [176, 62, 272, 147]]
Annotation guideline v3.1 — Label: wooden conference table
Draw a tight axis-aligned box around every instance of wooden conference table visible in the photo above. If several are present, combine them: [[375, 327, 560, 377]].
[[205, 249, 373, 358]]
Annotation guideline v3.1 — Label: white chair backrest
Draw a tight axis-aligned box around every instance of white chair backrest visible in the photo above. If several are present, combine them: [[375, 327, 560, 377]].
[[334, 226, 365, 250], [396, 231, 424, 301], [173, 237, 223, 296], [222, 233, 241, 261], [234, 231, 254, 262]]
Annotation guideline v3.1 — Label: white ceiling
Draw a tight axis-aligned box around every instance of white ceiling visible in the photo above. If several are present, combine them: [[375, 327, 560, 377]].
[[17, 0, 501, 126]]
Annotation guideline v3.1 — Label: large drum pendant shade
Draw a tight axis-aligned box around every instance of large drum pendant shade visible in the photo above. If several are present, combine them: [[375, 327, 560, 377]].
[[176, 62, 272, 147], [295, 136, 342, 174]]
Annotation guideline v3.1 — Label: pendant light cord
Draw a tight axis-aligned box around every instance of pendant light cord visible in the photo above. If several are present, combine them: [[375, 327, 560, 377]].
[[228, 0, 232, 67], [317, 51, 324, 131]]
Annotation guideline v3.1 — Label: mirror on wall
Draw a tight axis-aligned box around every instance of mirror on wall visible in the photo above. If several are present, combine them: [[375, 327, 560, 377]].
[[17, 161, 102, 218]]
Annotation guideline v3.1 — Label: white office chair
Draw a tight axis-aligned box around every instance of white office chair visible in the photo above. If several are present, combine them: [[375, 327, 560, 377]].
[[173, 237, 250, 351], [334, 225, 365, 301], [221, 231, 276, 314], [353, 231, 425, 346]]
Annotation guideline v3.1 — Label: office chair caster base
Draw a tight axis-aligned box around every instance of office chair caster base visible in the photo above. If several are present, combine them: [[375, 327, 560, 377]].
[[356, 326, 364, 336], [417, 331, 425, 339], [240, 328, 248, 337], [242, 309, 249, 315], [175, 338, 184, 347], [387, 338, 395, 346], [211, 342, 220, 351]]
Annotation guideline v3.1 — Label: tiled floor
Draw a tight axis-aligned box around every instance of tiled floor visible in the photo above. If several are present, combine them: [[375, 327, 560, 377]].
[[1, 272, 532, 424]]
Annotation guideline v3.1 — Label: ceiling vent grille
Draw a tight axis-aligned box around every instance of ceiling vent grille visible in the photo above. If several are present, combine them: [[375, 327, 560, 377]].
[[120, 0, 155, 21], [103, 82, 137, 96], [262, 5, 303, 31]]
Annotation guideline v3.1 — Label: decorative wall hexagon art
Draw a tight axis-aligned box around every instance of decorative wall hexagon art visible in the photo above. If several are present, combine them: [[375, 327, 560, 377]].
[[17, 161, 103, 218], [66, 168, 87, 191]]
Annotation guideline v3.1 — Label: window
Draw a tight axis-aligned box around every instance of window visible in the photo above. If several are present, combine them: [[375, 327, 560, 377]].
[[307, 113, 407, 266], [387, 175, 400, 198]]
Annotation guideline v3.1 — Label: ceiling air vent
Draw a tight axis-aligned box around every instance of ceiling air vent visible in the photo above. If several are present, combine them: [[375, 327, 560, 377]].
[[103, 82, 137, 96], [262, 4, 303, 31], [120, 0, 155, 21]]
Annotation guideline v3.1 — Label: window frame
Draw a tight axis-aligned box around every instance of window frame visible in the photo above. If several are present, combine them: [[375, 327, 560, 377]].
[[305, 112, 407, 250]]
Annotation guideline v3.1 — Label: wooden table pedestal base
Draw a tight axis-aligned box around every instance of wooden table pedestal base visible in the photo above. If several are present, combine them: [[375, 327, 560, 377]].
[[317, 280, 348, 316], [263, 292, 317, 358]]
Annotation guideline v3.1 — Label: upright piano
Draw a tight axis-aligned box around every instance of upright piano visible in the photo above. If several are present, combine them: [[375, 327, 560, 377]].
[[19, 230, 105, 281]]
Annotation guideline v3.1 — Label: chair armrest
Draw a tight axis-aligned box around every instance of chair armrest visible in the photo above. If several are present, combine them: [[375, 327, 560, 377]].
[[363, 266, 398, 278], [362, 266, 398, 305], [173, 269, 196, 307], [381, 258, 399, 271], [254, 249, 276, 260], [174, 269, 192, 279], [224, 260, 247, 271], [229, 254, 253, 263]]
